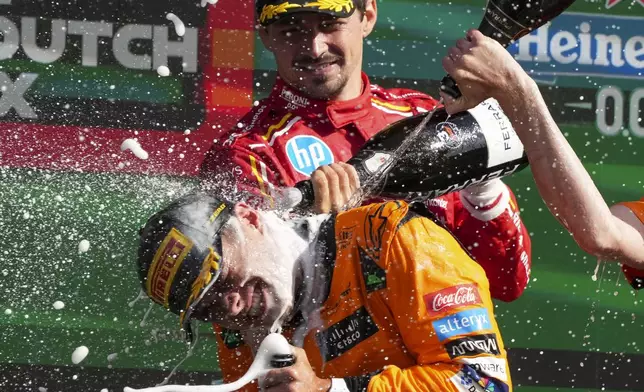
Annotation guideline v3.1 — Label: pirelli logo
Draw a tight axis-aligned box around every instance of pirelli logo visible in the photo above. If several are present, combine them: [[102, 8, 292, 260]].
[[146, 228, 193, 308]]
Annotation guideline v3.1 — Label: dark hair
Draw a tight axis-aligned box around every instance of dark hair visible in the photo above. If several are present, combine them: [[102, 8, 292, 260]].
[[355, 0, 367, 13]]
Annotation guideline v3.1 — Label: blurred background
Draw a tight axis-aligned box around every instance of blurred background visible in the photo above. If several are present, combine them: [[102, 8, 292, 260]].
[[0, 0, 642, 391]]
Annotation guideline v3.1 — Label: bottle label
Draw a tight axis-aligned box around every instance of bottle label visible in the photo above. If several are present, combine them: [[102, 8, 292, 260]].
[[468, 99, 525, 168]]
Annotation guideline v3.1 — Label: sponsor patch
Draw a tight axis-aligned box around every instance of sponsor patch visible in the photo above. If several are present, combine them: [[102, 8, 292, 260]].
[[424, 284, 483, 316], [359, 248, 386, 292], [146, 228, 192, 308], [220, 328, 244, 349], [315, 307, 379, 362], [445, 333, 501, 359], [458, 357, 508, 382], [285, 135, 334, 176], [450, 365, 508, 392], [336, 226, 356, 251], [279, 87, 310, 108], [450, 371, 486, 392], [432, 308, 491, 341], [208, 203, 227, 224]]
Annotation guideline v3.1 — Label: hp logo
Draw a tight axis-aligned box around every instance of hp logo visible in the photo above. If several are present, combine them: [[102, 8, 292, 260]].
[[286, 135, 334, 176]]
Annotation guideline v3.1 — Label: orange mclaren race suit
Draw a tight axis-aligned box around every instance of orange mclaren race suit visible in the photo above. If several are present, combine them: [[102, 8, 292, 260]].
[[619, 197, 644, 290], [200, 73, 532, 303], [214, 201, 511, 392]]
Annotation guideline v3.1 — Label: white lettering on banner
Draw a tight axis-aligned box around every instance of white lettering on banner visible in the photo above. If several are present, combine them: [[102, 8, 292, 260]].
[[0, 16, 198, 72], [514, 20, 644, 71], [0, 72, 38, 119], [595, 86, 644, 138], [459, 357, 508, 382]]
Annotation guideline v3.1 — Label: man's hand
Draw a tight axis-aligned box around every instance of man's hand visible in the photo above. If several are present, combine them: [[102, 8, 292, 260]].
[[260, 346, 331, 392], [311, 162, 360, 213], [440, 29, 530, 114]]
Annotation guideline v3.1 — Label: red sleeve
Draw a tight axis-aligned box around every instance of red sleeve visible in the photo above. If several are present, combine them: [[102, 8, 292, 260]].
[[622, 264, 644, 290], [199, 134, 290, 208], [426, 184, 532, 302]]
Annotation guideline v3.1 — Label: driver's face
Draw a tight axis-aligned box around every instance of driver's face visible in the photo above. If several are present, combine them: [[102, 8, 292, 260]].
[[189, 229, 292, 330]]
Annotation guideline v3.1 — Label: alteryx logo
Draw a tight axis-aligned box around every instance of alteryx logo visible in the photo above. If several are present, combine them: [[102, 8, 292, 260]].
[[508, 13, 644, 80]]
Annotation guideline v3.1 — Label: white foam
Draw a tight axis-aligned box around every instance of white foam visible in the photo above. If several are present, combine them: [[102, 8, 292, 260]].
[[157, 66, 171, 77], [166, 13, 185, 37], [38, 387, 47, 392], [78, 239, 90, 254], [53, 301, 65, 310], [107, 353, 118, 362], [4, 309, 12, 315], [120, 139, 150, 160], [101, 389, 108, 392], [200, 0, 219, 7], [591, 259, 602, 281], [128, 289, 147, 308], [71, 346, 89, 364]]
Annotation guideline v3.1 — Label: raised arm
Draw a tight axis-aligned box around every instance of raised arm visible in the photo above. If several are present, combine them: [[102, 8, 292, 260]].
[[441, 29, 644, 269]]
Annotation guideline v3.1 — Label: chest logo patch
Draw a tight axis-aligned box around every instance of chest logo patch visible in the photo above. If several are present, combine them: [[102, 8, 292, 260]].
[[315, 306, 379, 362], [286, 135, 334, 176]]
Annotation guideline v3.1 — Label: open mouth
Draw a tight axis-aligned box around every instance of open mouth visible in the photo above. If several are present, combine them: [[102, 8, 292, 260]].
[[246, 281, 267, 320]]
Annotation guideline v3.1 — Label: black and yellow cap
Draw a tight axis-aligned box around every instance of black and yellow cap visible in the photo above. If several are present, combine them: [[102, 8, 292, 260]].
[[137, 192, 233, 338], [256, 0, 357, 26]]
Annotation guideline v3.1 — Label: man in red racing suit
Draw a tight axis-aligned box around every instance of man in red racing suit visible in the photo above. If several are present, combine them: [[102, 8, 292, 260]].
[[200, 74, 531, 303]]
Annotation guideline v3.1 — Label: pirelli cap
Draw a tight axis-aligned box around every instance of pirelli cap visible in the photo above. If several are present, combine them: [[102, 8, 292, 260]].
[[137, 192, 233, 338], [256, 0, 357, 26]]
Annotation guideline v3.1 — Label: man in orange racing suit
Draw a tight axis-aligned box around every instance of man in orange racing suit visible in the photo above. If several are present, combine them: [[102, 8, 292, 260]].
[[137, 193, 513, 392], [199, 0, 532, 305]]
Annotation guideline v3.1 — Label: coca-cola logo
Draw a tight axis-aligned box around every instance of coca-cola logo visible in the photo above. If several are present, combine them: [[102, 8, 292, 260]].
[[423, 284, 482, 316]]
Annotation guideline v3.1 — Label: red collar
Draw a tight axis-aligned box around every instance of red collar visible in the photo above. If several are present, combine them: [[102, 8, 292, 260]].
[[269, 72, 374, 128]]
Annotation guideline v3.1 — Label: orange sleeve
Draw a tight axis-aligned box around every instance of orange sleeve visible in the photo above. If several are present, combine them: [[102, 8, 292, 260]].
[[367, 204, 512, 392], [212, 325, 258, 392]]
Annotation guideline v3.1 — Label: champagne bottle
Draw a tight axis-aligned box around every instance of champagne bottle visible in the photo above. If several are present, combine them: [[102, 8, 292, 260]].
[[440, 0, 577, 98], [286, 99, 529, 212]]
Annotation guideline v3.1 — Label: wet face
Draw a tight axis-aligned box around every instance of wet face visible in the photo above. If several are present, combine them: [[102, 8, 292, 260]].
[[190, 215, 297, 330], [259, 2, 377, 100]]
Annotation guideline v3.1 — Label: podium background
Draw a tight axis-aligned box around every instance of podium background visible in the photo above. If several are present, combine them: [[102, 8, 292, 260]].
[[1, 0, 643, 390]]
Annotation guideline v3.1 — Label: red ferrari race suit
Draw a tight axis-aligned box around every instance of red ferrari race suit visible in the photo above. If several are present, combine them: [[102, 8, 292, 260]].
[[201, 73, 531, 302], [215, 201, 512, 392], [618, 197, 644, 290]]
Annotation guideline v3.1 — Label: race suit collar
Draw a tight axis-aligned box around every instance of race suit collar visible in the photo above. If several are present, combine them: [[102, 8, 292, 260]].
[[285, 214, 336, 346], [270, 72, 373, 128]]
